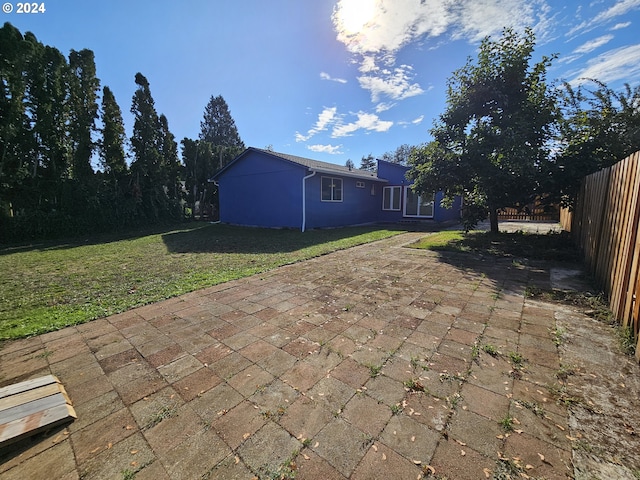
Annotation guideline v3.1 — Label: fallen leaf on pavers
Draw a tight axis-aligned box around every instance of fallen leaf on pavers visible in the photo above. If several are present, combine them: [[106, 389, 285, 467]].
[[461, 450, 466, 456], [314, 442, 319, 448], [125, 425, 135, 430], [514, 429, 523, 434], [624, 423, 635, 435], [555, 424, 565, 431], [566, 435, 577, 441], [130, 449, 138, 455], [217, 409, 228, 416], [382, 453, 387, 460], [372, 444, 378, 452], [235, 456, 240, 464], [483, 468, 491, 478], [498, 452, 509, 461], [455, 439, 466, 446], [411, 436, 416, 442], [413, 459, 422, 465], [303, 453, 310, 460], [243, 433, 251, 439], [90, 446, 101, 454], [525, 464, 534, 470], [107, 442, 113, 449], [423, 465, 436, 475], [512, 417, 521, 425]]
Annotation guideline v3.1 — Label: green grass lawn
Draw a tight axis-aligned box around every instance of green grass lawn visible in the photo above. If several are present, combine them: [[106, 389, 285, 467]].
[[408, 229, 579, 261], [0, 223, 405, 340]]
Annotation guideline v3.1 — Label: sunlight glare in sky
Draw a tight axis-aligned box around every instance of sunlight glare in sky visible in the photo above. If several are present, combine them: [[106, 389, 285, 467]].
[[334, 0, 377, 35]]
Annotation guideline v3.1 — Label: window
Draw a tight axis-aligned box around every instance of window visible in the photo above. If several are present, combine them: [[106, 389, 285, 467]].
[[321, 177, 343, 202], [383, 186, 401, 211], [356, 181, 365, 188], [404, 188, 434, 217]]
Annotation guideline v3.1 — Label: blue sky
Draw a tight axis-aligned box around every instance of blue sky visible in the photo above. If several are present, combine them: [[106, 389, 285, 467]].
[[6, 0, 640, 166]]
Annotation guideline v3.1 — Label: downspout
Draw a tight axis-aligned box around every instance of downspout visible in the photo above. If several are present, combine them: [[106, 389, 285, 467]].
[[301, 170, 316, 232]]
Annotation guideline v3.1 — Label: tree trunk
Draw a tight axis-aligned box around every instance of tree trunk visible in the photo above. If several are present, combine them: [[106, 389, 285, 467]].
[[489, 208, 499, 233]]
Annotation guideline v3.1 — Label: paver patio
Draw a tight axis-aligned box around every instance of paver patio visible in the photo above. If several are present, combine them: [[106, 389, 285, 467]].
[[1, 231, 639, 479]]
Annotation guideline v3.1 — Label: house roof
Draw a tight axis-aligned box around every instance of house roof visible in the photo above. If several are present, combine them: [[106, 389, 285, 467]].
[[212, 147, 386, 182]]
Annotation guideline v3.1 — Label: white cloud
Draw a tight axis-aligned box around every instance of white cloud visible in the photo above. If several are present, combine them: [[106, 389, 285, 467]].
[[568, 0, 640, 36], [320, 72, 348, 84], [592, 0, 640, 24], [358, 65, 424, 102], [295, 107, 338, 142], [375, 102, 396, 113], [611, 21, 631, 29], [332, 112, 393, 138], [569, 44, 640, 86], [574, 34, 614, 54], [307, 144, 343, 154], [398, 115, 425, 127], [332, 0, 551, 104]]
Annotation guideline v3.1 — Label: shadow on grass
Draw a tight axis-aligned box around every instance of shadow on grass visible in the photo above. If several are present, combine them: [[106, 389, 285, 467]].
[[409, 229, 586, 295], [427, 230, 582, 263], [0, 222, 200, 256], [161, 223, 408, 254]]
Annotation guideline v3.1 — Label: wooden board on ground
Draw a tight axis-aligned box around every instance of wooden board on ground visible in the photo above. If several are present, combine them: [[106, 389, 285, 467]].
[[0, 374, 76, 447]]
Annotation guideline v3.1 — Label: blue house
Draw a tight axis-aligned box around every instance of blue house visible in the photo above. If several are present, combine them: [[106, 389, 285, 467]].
[[212, 148, 460, 231]]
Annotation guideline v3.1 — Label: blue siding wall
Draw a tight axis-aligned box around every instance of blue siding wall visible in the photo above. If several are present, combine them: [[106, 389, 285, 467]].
[[217, 152, 304, 228], [305, 175, 383, 229], [216, 151, 460, 230], [376, 160, 460, 222]]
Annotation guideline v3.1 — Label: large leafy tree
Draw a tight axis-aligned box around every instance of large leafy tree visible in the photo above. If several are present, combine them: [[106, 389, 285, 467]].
[[409, 28, 558, 233], [381, 144, 416, 165], [552, 81, 640, 206]]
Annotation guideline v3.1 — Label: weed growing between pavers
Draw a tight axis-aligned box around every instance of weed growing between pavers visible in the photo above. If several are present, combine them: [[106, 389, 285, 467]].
[[514, 400, 546, 418], [143, 403, 179, 429], [499, 415, 514, 432]]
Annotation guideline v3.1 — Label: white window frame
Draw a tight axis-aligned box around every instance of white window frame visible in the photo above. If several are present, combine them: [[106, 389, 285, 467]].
[[403, 187, 434, 218], [321, 176, 343, 202], [382, 186, 402, 211]]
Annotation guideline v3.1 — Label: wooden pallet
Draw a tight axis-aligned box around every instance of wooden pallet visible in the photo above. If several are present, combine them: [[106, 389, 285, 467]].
[[0, 375, 76, 447]]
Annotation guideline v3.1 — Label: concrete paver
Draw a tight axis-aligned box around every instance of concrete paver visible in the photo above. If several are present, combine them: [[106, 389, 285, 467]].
[[1, 231, 639, 479]]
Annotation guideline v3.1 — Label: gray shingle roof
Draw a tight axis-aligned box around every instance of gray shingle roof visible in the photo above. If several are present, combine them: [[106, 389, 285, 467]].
[[252, 148, 384, 181]]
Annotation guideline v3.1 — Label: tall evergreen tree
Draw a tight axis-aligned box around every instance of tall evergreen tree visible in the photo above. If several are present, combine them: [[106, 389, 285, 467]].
[[99, 86, 127, 179], [359, 153, 376, 172], [130, 72, 163, 218], [68, 48, 100, 181], [0, 23, 31, 216], [199, 95, 244, 170], [158, 114, 181, 200], [24, 36, 71, 209]]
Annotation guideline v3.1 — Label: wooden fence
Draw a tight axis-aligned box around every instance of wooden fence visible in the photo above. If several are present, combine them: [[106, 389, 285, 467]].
[[560, 151, 640, 361]]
